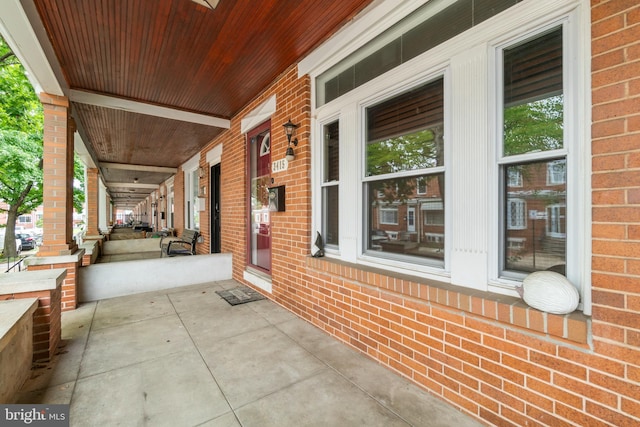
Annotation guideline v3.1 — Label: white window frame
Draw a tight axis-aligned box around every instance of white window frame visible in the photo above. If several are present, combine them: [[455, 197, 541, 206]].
[[182, 154, 200, 231], [547, 159, 567, 185], [507, 169, 523, 187], [309, 0, 590, 312], [506, 198, 527, 230], [320, 116, 341, 251], [379, 207, 399, 225], [546, 204, 566, 238]]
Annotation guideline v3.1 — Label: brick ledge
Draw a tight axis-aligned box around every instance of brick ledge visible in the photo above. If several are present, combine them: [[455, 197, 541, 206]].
[[306, 256, 590, 345]]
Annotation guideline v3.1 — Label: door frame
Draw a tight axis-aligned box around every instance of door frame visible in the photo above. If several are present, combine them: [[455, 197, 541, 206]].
[[245, 120, 272, 273], [210, 163, 221, 253]]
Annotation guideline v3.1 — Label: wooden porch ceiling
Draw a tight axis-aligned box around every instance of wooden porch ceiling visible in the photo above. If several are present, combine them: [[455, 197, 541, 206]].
[[30, 0, 374, 207]]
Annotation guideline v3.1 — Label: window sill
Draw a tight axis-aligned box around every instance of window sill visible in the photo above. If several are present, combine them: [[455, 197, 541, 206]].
[[306, 256, 589, 345]]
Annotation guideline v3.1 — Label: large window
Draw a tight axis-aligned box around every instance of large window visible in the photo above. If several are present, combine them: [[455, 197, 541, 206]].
[[500, 27, 567, 276], [311, 0, 586, 304], [364, 78, 445, 264]]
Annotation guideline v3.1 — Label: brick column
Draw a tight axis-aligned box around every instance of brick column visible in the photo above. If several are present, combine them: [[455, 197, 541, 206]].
[[85, 168, 100, 236], [38, 93, 78, 257], [30, 94, 84, 312]]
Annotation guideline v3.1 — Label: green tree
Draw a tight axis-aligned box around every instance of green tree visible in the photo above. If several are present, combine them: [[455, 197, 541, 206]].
[[503, 95, 564, 156], [1, 36, 86, 257], [0, 36, 44, 257]]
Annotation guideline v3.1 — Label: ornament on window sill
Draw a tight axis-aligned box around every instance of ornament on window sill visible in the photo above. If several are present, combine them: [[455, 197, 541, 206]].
[[516, 270, 579, 315], [312, 232, 325, 258]]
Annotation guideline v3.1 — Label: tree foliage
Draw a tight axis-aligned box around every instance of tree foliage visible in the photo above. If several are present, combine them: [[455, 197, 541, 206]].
[[1, 36, 44, 257], [503, 95, 564, 156]]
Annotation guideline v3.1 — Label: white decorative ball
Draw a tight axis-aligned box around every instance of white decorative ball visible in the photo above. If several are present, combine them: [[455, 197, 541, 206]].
[[520, 271, 579, 314]]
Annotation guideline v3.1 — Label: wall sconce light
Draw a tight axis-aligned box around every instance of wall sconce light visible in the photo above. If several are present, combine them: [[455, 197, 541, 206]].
[[198, 167, 206, 178], [283, 119, 299, 162]]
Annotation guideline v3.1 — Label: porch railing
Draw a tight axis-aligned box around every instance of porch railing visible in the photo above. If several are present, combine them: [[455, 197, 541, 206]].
[[3, 255, 29, 273]]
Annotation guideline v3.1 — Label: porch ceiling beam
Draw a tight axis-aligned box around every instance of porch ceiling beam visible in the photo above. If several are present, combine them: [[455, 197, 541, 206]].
[[69, 89, 231, 129], [100, 162, 178, 174], [105, 182, 160, 190]]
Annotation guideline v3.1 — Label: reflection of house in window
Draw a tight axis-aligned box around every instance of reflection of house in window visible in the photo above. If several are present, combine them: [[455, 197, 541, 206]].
[[380, 207, 398, 225], [546, 204, 566, 237], [507, 237, 526, 251], [507, 169, 523, 187], [507, 198, 526, 230], [546, 160, 565, 185], [426, 233, 444, 243], [422, 201, 444, 225], [417, 177, 427, 194]]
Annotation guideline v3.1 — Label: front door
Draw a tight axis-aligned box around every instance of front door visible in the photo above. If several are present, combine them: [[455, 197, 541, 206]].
[[407, 207, 416, 232], [210, 163, 221, 253], [247, 121, 271, 272]]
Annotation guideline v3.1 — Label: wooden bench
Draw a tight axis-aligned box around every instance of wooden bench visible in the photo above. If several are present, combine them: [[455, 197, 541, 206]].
[[160, 229, 199, 257]]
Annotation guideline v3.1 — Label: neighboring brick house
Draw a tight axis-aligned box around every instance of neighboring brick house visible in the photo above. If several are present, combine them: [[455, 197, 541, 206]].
[[151, 1, 639, 425]]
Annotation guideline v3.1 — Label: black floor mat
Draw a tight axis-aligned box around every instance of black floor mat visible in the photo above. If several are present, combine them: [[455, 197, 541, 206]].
[[216, 287, 266, 306]]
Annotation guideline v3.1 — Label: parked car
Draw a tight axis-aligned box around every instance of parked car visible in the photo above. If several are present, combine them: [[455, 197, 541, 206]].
[[16, 233, 37, 251]]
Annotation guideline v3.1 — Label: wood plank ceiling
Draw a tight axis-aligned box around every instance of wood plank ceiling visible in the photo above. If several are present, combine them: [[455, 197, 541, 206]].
[[32, 0, 373, 207]]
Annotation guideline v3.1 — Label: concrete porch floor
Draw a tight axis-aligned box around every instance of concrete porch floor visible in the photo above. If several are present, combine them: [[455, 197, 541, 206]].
[[16, 280, 485, 427]]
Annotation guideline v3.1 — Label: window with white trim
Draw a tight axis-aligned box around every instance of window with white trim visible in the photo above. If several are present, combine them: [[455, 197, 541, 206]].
[[311, 0, 587, 306], [499, 26, 567, 276], [506, 198, 526, 230], [364, 77, 445, 265], [379, 207, 399, 225], [322, 120, 340, 247]]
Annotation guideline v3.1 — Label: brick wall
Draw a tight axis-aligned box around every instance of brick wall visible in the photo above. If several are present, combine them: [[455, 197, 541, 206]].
[[28, 262, 80, 312], [190, 3, 640, 425], [0, 289, 61, 363], [198, 66, 310, 277]]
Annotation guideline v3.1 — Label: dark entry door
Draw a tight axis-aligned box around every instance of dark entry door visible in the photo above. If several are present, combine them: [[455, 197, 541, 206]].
[[210, 163, 221, 253]]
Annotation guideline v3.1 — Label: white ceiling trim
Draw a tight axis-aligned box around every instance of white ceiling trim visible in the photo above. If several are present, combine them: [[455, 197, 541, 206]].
[[69, 89, 231, 129], [105, 182, 160, 190], [101, 162, 177, 174]]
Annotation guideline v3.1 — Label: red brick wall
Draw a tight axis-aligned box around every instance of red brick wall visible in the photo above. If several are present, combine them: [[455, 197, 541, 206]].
[[198, 66, 310, 276], [0, 288, 61, 363], [190, 4, 640, 425], [28, 262, 80, 312], [590, 0, 640, 421]]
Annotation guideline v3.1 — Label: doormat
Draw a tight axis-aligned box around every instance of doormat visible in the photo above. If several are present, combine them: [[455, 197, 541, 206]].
[[216, 287, 266, 306]]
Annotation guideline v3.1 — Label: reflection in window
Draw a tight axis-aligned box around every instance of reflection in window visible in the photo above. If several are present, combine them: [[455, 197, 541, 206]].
[[547, 160, 566, 185], [504, 161, 566, 273], [501, 27, 567, 276], [379, 207, 399, 225], [365, 77, 445, 265], [367, 174, 444, 262], [506, 198, 526, 230], [366, 79, 444, 177], [503, 29, 563, 157], [322, 121, 340, 246]]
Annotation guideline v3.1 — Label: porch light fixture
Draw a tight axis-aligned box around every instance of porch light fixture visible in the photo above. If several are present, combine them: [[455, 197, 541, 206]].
[[283, 119, 299, 162]]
